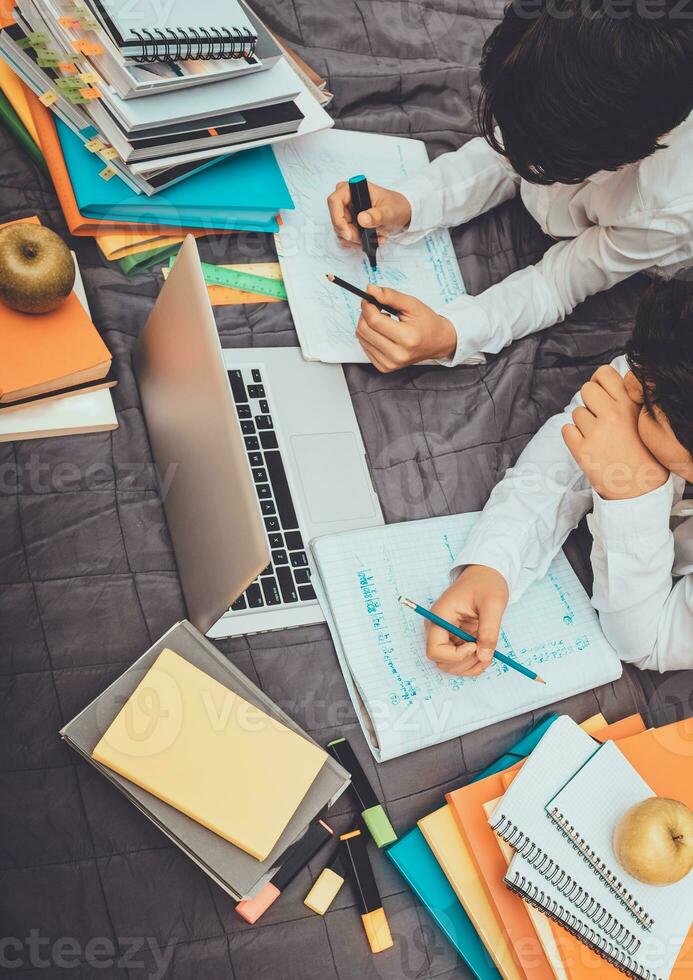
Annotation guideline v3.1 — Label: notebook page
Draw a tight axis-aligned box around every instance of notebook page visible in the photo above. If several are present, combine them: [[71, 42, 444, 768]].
[[274, 129, 479, 364], [548, 741, 693, 953], [488, 718, 641, 950], [311, 514, 623, 761]]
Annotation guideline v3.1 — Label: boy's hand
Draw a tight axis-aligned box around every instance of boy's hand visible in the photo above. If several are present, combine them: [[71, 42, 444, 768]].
[[562, 365, 669, 500], [357, 285, 457, 371], [327, 181, 412, 247], [426, 566, 509, 677]]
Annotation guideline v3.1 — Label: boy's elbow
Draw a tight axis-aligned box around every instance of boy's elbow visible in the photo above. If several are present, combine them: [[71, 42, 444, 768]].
[[597, 612, 663, 672]]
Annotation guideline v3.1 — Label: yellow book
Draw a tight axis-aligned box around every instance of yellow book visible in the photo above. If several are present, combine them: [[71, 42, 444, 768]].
[[418, 804, 524, 980], [92, 648, 328, 861]]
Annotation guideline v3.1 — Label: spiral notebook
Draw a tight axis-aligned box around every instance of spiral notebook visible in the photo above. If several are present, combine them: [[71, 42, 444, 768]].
[[546, 741, 693, 939], [86, 0, 258, 60], [490, 719, 693, 980], [311, 514, 623, 761]]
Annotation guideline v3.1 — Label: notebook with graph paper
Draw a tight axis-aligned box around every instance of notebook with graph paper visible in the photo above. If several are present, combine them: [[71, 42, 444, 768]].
[[490, 719, 693, 980], [310, 514, 622, 761]]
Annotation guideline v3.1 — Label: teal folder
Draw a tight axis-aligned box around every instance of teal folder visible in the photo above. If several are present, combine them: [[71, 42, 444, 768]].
[[387, 828, 501, 980], [56, 120, 292, 232]]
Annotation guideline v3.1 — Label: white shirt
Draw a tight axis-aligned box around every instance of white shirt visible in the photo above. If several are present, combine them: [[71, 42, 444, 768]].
[[392, 115, 693, 366], [452, 357, 693, 672]]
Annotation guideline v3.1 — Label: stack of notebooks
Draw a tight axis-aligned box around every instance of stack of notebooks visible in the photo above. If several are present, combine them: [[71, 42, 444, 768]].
[[61, 620, 350, 902], [0, 0, 333, 197], [387, 713, 693, 980], [0, 214, 117, 441]]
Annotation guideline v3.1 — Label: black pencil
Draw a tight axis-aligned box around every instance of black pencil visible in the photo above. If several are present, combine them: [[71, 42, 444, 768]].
[[326, 273, 399, 318]]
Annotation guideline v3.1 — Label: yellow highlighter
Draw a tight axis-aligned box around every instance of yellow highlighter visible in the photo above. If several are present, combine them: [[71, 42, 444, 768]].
[[339, 829, 393, 953]]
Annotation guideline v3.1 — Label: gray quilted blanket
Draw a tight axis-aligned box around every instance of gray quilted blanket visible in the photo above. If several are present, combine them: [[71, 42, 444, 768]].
[[1, 1, 689, 978]]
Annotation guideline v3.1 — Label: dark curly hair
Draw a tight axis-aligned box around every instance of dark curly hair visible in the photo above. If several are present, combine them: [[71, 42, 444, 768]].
[[478, 0, 693, 185], [627, 277, 693, 458]]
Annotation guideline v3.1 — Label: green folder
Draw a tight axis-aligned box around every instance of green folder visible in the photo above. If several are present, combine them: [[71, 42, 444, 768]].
[[0, 90, 47, 174], [115, 243, 180, 276]]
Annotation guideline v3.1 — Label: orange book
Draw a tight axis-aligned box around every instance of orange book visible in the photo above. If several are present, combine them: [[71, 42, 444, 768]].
[[446, 714, 647, 980], [0, 218, 111, 402], [27, 88, 234, 238]]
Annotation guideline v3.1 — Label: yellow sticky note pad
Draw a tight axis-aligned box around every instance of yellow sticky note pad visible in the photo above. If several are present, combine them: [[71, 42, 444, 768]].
[[38, 91, 57, 106], [91, 648, 329, 862]]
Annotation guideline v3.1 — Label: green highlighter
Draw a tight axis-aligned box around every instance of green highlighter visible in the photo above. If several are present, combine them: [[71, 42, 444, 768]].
[[327, 737, 397, 848]]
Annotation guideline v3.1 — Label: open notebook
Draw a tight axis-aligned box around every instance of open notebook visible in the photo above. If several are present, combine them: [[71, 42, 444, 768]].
[[274, 129, 482, 366], [310, 514, 623, 761]]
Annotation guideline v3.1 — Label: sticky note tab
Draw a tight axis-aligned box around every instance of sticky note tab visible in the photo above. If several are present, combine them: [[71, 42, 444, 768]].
[[99, 165, 117, 181], [79, 72, 99, 84], [100, 147, 119, 160], [38, 91, 57, 107], [58, 61, 79, 73], [58, 16, 81, 28], [72, 39, 104, 55], [85, 137, 105, 153], [27, 31, 49, 46], [79, 86, 101, 100], [37, 52, 62, 67]]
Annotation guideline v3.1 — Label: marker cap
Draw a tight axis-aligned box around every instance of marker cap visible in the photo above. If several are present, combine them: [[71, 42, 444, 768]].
[[362, 907, 393, 953], [362, 805, 398, 849], [235, 883, 280, 924], [304, 867, 345, 915]]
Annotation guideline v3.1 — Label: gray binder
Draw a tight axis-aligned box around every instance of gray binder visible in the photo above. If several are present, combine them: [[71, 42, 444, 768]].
[[60, 620, 350, 901]]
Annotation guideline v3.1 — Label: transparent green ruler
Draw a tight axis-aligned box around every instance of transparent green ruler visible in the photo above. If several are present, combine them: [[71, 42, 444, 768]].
[[169, 257, 288, 300]]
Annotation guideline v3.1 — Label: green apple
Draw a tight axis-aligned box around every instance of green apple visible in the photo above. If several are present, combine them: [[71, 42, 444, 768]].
[[0, 224, 75, 314], [613, 797, 693, 886]]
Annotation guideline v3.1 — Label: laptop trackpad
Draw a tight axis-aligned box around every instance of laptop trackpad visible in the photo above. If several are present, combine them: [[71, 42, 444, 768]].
[[290, 432, 376, 525]]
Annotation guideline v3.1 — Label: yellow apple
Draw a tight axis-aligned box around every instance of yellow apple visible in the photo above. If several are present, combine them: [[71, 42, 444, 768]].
[[613, 797, 693, 886]]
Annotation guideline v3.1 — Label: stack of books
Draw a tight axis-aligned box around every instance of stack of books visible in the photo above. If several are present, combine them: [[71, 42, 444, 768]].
[[0, 214, 117, 441], [387, 714, 693, 980], [61, 620, 350, 903], [0, 0, 334, 271]]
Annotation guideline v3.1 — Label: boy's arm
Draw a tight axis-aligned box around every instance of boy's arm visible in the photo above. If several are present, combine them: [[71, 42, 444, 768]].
[[451, 378, 598, 602], [442, 214, 687, 367], [390, 135, 521, 244], [587, 484, 692, 672]]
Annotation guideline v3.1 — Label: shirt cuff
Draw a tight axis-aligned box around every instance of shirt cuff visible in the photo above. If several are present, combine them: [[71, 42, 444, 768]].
[[587, 476, 674, 549], [435, 294, 492, 367], [450, 543, 515, 596], [388, 171, 443, 245]]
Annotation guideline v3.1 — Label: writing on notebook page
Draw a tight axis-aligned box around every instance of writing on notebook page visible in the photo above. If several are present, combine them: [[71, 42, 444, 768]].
[[274, 130, 468, 364], [312, 514, 622, 759]]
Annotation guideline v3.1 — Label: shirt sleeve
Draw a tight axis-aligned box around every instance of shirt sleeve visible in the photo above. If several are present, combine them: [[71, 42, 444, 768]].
[[440, 213, 691, 367], [588, 479, 693, 672], [389, 136, 521, 246], [450, 369, 606, 600]]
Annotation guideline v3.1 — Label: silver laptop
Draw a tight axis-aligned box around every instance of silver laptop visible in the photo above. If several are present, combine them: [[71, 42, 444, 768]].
[[133, 235, 383, 638]]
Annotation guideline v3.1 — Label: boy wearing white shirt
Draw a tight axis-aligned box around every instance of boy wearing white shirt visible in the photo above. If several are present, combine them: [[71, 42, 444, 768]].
[[424, 278, 693, 675], [327, 3, 693, 371]]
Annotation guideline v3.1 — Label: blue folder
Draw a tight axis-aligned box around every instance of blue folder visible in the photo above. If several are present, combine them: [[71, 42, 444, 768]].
[[57, 120, 293, 232], [387, 828, 501, 980], [472, 713, 560, 783]]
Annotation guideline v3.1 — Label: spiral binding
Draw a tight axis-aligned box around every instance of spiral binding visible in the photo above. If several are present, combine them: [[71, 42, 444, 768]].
[[505, 871, 662, 980], [547, 806, 655, 931], [490, 813, 650, 939], [129, 27, 257, 63]]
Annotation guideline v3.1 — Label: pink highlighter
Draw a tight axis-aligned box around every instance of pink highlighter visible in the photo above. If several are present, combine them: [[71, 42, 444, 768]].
[[235, 819, 334, 924]]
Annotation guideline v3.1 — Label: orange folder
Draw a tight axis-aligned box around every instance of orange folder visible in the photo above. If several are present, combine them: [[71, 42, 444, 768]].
[[446, 714, 647, 980], [27, 88, 234, 238]]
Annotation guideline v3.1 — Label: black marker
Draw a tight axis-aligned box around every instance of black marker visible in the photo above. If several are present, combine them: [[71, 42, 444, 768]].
[[349, 175, 379, 270], [340, 829, 393, 953]]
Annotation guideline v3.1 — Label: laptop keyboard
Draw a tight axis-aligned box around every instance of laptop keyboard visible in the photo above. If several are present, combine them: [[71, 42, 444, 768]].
[[227, 366, 316, 613]]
